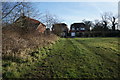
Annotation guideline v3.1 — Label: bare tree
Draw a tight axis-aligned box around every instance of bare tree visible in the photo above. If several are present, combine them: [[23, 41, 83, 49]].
[[2, 2, 21, 26], [2, 2, 22, 19], [2, 2, 28, 27], [2, 2, 42, 27], [101, 12, 118, 31], [41, 11, 61, 29], [101, 12, 109, 29], [107, 13, 118, 31], [82, 19, 94, 31]]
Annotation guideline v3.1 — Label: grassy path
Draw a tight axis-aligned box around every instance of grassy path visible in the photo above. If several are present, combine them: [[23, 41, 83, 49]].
[[3, 38, 120, 79], [30, 38, 119, 78]]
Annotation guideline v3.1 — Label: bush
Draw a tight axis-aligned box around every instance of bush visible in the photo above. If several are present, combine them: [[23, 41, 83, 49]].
[[2, 25, 59, 60]]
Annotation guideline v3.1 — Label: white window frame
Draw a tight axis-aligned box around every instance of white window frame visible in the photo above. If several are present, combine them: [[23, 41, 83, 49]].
[[80, 28, 85, 30], [72, 27, 75, 30], [77, 28, 79, 30]]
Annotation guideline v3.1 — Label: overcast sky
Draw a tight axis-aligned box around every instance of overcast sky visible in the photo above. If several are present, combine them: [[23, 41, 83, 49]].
[[32, 2, 118, 28]]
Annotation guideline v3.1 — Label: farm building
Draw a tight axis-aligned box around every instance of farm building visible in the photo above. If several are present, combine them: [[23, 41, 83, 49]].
[[14, 15, 46, 33], [52, 23, 68, 37], [70, 23, 90, 37]]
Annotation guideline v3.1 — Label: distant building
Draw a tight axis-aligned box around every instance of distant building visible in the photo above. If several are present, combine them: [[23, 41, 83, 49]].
[[15, 15, 46, 33], [36, 23, 46, 33], [69, 23, 90, 37], [52, 23, 68, 37]]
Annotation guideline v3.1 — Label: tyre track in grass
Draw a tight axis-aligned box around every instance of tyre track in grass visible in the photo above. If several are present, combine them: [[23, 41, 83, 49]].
[[74, 38, 119, 78], [32, 38, 102, 78], [31, 38, 84, 78], [58, 38, 108, 78], [75, 38, 118, 65], [25, 38, 67, 78], [30, 38, 119, 78], [67, 38, 107, 78]]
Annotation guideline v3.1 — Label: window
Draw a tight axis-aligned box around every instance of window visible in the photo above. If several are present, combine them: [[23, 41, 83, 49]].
[[80, 28, 85, 30], [72, 27, 75, 30], [71, 32, 75, 36], [77, 28, 79, 30]]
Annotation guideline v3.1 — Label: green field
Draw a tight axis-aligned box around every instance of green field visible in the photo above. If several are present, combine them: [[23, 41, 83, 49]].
[[3, 38, 120, 79]]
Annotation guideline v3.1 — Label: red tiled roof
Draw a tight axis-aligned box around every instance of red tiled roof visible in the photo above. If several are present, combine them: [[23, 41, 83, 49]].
[[40, 22, 46, 27], [15, 16, 41, 24], [27, 17, 40, 24], [71, 23, 85, 27]]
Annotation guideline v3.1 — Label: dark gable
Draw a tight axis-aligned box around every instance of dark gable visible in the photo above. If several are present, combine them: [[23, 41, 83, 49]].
[[70, 23, 90, 31], [52, 23, 68, 37], [70, 23, 90, 37], [71, 23, 85, 28]]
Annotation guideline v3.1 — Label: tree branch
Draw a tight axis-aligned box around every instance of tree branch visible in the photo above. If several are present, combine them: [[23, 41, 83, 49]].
[[2, 2, 22, 19]]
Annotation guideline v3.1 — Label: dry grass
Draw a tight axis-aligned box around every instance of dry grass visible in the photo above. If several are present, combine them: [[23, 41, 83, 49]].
[[2, 25, 58, 59]]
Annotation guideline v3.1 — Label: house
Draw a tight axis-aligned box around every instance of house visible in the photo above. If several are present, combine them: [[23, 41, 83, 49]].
[[69, 23, 90, 37], [52, 23, 68, 37], [36, 22, 46, 33], [15, 15, 46, 33]]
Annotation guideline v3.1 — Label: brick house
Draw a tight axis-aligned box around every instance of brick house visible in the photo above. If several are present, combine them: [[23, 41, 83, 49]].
[[70, 23, 90, 37], [15, 15, 46, 33], [36, 22, 46, 33], [52, 23, 68, 37]]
